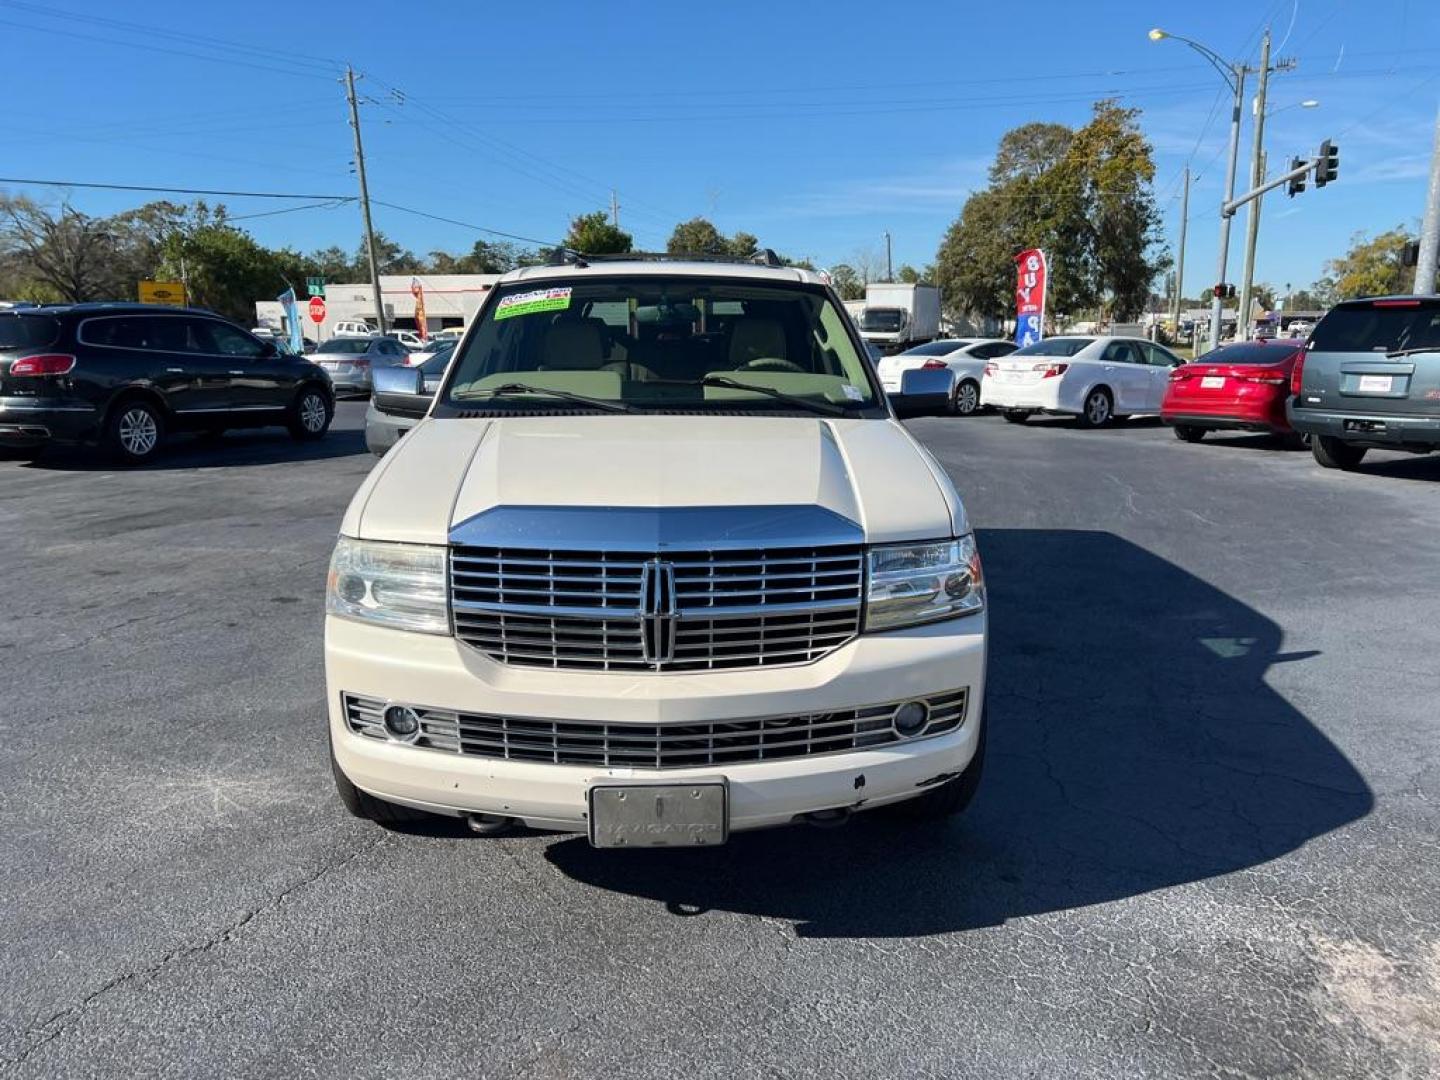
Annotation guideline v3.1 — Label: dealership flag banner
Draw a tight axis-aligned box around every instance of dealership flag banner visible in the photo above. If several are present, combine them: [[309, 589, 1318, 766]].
[[1014, 249, 1047, 347], [277, 287, 304, 354], [411, 277, 428, 341]]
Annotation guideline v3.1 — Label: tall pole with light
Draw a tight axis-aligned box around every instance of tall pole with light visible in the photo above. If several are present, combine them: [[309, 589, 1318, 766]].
[[1150, 28, 1247, 351]]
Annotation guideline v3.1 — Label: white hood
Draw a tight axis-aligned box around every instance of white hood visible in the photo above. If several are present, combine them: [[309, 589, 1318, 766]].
[[345, 415, 966, 546]]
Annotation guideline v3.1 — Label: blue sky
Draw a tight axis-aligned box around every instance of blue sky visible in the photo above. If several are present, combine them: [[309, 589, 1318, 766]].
[[3, 0, 1437, 298]]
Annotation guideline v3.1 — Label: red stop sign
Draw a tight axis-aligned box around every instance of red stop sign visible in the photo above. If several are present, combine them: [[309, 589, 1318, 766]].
[[308, 296, 326, 324]]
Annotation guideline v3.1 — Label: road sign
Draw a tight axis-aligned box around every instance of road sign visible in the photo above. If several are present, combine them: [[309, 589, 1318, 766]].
[[306, 276, 326, 298], [138, 280, 187, 305], [308, 296, 326, 324]]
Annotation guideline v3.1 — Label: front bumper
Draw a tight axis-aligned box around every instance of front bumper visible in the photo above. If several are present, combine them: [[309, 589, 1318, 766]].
[[326, 611, 987, 833], [0, 397, 99, 445], [1287, 402, 1440, 448]]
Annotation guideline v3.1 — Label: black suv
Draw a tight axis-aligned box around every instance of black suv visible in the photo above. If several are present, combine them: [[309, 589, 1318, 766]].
[[1288, 296, 1440, 469], [0, 303, 335, 463]]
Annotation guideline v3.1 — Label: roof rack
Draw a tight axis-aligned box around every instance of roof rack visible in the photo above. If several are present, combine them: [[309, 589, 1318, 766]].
[[551, 249, 787, 269]]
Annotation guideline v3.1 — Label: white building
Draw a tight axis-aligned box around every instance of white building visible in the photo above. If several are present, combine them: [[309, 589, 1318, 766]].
[[254, 273, 500, 340]]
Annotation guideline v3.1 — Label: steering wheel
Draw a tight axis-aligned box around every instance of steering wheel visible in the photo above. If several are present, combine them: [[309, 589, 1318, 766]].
[[737, 357, 806, 373]]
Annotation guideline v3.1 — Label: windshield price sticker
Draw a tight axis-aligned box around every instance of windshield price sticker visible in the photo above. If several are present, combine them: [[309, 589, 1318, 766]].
[[841, 384, 864, 401], [495, 287, 573, 320]]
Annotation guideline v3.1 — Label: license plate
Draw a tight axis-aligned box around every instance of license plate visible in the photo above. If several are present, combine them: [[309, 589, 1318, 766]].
[[588, 782, 728, 848], [1201, 375, 1226, 389], [1357, 374, 1393, 392]]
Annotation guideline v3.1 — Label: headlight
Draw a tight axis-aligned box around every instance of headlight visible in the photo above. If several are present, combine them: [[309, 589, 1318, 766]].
[[865, 535, 984, 631], [326, 536, 449, 635]]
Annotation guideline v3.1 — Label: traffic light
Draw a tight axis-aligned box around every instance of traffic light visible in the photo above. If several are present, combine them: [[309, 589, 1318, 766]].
[[1287, 156, 1307, 197], [1314, 139, 1340, 187], [1212, 283, 1236, 299]]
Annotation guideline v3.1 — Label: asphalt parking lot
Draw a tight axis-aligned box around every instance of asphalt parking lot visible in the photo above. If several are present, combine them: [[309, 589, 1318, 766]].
[[3, 403, 1439, 1079]]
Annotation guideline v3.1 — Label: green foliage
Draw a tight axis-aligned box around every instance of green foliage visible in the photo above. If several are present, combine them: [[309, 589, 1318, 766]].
[[665, 217, 762, 260], [828, 263, 865, 300], [934, 101, 1169, 323], [1323, 228, 1416, 300], [565, 211, 632, 255], [896, 264, 922, 284]]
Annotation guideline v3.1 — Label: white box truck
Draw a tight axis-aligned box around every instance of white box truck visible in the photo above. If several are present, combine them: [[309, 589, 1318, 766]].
[[857, 283, 942, 354]]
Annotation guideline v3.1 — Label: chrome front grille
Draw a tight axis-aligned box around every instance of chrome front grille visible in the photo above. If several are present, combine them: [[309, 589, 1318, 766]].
[[344, 689, 967, 768], [450, 544, 865, 671]]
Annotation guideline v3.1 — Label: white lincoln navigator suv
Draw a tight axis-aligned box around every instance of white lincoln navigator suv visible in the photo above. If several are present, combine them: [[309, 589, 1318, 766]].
[[325, 256, 988, 847]]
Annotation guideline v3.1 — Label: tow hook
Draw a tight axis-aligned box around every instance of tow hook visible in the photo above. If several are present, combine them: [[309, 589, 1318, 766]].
[[803, 807, 852, 829], [465, 812, 515, 836]]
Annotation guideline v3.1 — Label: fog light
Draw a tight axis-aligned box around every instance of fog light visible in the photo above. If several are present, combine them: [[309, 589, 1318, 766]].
[[892, 700, 930, 737], [383, 705, 421, 741]]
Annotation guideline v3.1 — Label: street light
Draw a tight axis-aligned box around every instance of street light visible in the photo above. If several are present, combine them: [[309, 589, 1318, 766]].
[[1151, 27, 1248, 350], [1265, 98, 1319, 118]]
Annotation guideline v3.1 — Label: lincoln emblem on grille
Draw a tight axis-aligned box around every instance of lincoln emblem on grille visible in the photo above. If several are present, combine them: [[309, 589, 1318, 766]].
[[638, 559, 678, 667]]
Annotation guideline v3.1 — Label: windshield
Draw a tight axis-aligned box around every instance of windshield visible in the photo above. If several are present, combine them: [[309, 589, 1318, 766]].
[[419, 346, 454, 375], [1310, 301, 1440, 354], [439, 276, 880, 415], [0, 313, 60, 349], [1013, 337, 1094, 357], [901, 340, 971, 357], [318, 338, 372, 354], [859, 308, 903, 333], [1195, 342, 1299, 365]]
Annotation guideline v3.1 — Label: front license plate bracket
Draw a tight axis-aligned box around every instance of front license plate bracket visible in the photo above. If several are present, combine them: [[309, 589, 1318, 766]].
[[588, 782, 728, 848]]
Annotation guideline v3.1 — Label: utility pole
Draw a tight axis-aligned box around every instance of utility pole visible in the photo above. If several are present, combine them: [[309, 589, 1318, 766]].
[[1209, 63, 1247, 350], [1172, 166, 1190, 331], [1237, 30, 1272, 340], [1416, 105, 1440, 295], [610, 189, 620, 229], [346, 65, 387, 335], [883, 231, 893, 281]]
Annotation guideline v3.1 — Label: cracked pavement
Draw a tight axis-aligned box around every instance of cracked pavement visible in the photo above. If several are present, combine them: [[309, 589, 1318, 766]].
[[2, 405, 1438, 1078]]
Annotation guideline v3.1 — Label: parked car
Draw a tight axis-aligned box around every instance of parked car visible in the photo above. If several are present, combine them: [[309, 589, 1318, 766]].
[[1284, 320, 1315, 339], [332, 320, 375, 338], [389, 329, 426, 350], [325, 257, 988, 845], [401, 337, 453, 367], [981, 336, 1186, 427], [365, 344, 452, 454], [1288, 295, 1440, 469], [312, 335, 409, 396], [0, 303, 333, 464], [1161, 340, 1304, 443], [877, 338, 1019, 415]]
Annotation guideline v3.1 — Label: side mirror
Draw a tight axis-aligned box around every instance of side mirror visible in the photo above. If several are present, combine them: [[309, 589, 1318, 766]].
[[372, 364, 425, 396]]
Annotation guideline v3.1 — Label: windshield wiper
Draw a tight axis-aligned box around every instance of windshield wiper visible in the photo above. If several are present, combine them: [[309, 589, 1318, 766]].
[[1384, 346, 1440, 358], [642, 375, 864, 417], [454, 383, 635, 413]]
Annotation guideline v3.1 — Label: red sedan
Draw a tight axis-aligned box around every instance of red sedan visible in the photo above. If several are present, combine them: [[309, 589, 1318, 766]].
[[1161, 340, 1305, 443]]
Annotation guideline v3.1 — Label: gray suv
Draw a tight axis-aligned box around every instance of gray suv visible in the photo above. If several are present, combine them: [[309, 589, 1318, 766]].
[[1288, 296, 1440, 469]]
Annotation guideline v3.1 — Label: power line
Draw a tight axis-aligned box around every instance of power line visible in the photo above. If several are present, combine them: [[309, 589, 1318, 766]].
[[226, 199, 355, 222], [0, 177, 353, 200], [371, 200, 563, 249]]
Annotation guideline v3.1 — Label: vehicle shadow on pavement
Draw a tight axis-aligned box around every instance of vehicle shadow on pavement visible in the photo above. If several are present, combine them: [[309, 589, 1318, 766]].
[[545, 529, 1373, 938], [20, 428, 370, 471]]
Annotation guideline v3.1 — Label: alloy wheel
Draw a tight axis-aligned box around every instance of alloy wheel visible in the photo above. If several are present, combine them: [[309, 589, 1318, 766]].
[[118, 407, 158, 456], [956, 382, 979, 415], [300, 393, 328, 432], [1085, 392, 1111, 426]]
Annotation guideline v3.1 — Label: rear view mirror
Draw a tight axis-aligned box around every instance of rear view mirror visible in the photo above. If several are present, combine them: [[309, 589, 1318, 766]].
[[372, 365, 425, 396]]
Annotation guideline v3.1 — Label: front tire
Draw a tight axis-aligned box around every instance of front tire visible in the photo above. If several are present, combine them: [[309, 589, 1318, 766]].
[[1002, 409, 1031, 425], [1076, 387, 1113, 429], [289, 386, 332, 441], [1172, 424, 1207, 443], [106, 398, 165, 465], [1312, 435, 1368, 470], [330, 735, 434, 825], [889, 712, 986, 822], [950, 379, 981, 416]]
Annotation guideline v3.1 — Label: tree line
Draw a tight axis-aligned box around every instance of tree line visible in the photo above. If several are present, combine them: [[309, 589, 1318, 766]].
[[1, 99, 1416, 329]]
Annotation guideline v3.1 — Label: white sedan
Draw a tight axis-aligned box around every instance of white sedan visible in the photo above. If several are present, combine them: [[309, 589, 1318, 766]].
[[981, 336, 1186, 427], [876, 338, 1020, 415]]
